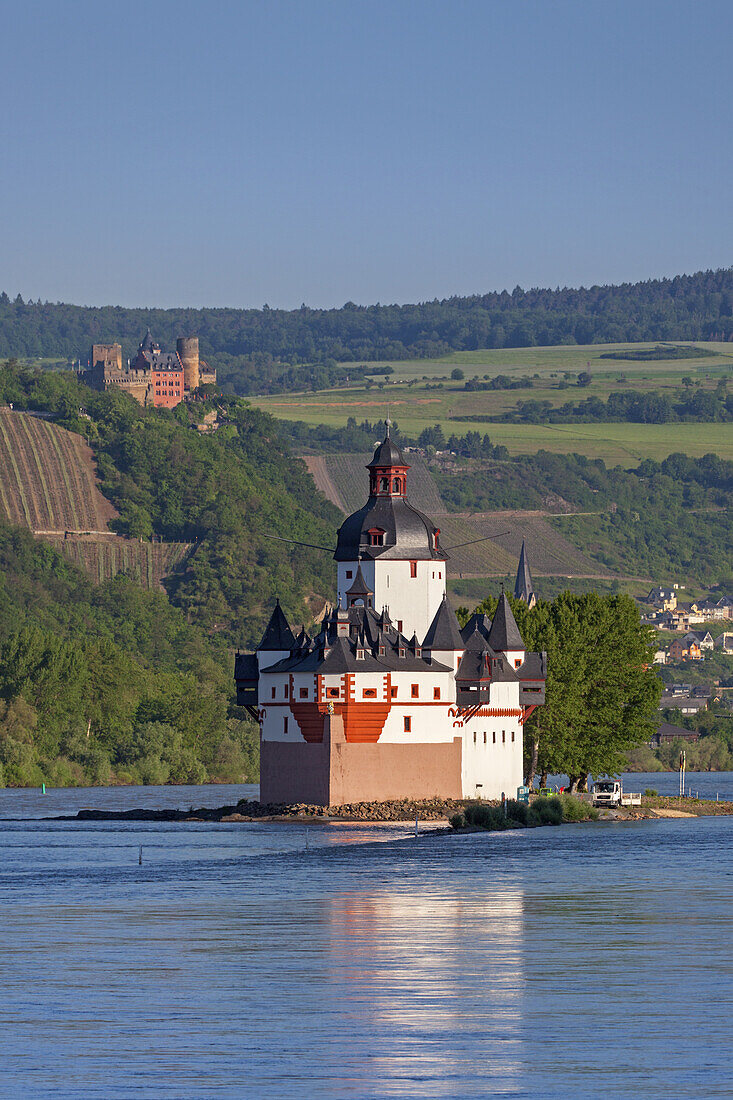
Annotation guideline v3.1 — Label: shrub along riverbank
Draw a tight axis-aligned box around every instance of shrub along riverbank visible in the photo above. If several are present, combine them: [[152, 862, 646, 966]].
[[450, 795, 599, 831]]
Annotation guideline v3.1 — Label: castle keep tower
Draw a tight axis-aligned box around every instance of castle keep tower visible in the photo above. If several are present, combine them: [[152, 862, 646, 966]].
[[334, 422, 446, 641], [177, 336, 200, 392], [235, 427, 546, 806]]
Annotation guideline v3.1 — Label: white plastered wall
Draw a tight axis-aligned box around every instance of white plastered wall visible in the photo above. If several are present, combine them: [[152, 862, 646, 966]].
[[337, 559, 446, 641], [459, 679, 524, 799]]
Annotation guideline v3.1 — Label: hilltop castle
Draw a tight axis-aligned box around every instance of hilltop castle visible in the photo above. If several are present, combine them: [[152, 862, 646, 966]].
[[235, 426, 546, 806], [85, 331, 216, 408]]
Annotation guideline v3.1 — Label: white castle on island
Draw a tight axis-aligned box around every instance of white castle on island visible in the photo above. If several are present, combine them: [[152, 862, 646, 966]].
[[235, 425, 546, 805]]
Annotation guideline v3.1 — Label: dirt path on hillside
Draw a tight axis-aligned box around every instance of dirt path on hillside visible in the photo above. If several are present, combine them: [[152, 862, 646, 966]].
[[303, 456, 347, 510]]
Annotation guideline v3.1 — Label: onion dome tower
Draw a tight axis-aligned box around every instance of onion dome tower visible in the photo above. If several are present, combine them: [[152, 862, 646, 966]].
[[334, 421, 447, 641]]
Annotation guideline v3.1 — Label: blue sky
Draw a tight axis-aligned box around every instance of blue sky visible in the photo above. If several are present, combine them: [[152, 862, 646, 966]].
[[1, 0, 731, 309]]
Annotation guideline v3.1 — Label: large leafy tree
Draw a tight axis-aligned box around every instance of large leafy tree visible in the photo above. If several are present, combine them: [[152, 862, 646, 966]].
[[461, 592, 661, 789]]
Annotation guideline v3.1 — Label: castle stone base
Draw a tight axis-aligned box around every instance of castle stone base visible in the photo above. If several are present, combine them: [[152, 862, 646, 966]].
[[259, 715, 462, 807]]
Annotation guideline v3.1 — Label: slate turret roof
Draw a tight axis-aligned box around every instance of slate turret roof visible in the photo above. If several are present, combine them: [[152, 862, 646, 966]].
[[487, 592, 524, 652], [460, 612, 492, 645], [262, 601, 451, 675], [257, 599, 296, 651], [346, 562, 373, 599], [423, 595, 464, 650]]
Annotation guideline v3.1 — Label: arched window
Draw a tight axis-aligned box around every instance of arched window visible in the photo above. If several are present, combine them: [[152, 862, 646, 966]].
[[392, 477, 401, 493], [379, 477, 389, 492]]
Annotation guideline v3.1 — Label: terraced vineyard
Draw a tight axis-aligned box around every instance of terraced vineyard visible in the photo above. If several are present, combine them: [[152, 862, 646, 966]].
[[308, 449, 623, 580], [0, 409, 191, 589], [0, 409, 117, 531], [304, 452, 446, 515], [50, 537, 192, 588]]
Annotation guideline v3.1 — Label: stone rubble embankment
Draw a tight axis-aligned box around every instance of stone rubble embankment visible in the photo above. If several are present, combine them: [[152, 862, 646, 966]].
[[68, 796, 469, 824], [61, 793, 733, 824]]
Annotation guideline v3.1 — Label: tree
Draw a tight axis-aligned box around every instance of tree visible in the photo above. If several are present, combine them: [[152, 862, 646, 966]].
[[450, 368, 465, 380], [463, 592, 661, 789], [577, 371, 592, 387]]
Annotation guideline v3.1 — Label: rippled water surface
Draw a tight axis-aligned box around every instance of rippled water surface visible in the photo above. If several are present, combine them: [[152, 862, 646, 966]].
[[1, 790, 731, 1098]]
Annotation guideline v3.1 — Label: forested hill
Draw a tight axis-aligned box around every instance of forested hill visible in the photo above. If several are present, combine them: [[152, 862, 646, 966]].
[[0, 360, 343, 786], [0, 361, 339, 646], [2, 268, 733, 394]]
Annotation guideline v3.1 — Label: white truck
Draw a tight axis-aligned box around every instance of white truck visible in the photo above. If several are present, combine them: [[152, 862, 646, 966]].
[[592, 780, 642, 808]]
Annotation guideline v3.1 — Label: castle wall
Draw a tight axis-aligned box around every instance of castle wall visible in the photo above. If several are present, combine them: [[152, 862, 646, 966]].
[[259, 714, 463, 806], [460, 718, 524, 800], [91, 343, 122, 372]]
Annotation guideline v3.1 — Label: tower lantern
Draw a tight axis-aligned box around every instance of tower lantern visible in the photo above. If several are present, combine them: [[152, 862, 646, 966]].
[[367, 419, 410, 498]]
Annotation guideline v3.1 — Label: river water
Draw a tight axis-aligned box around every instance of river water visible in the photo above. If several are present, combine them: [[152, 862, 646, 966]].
[[1, 783, 731, 1098]]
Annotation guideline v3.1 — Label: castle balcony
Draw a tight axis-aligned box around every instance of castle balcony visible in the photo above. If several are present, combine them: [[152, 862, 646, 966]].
[[519, 682, 545, 706], [456, 682, 491, 708]]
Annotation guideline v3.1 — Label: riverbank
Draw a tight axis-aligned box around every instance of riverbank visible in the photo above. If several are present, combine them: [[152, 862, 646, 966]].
[[49, 792, 733, 825]]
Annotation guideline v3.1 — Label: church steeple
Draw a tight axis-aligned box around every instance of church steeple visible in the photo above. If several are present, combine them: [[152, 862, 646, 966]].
[[514, 539, 536, 608]]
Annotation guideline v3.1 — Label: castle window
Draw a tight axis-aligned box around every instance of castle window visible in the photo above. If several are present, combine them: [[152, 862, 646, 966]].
[[391, 686, 398, 698], [283, 684, 289, 698], [397, 620, 403, 633], [502, 730, 506, 743], [379, 477, 389, 492], [404, 716, 411, 732], [515, 659, 521, 668], [362, 688, 377, 698], [369, 528, 385, 547], [493, 732, 496, 743], [483, 732, 486, 744], [511, 731, 515, 742], [433, 687, 440, 700], [356, 649, 365, 660], [345, 571, 353, 580], [283, 717, 288, 734], [299, 688, 308, 699], [327, 687, 339, 698], [473, 732, 476, 744], [411, 684, 419, 698], [399, 648, 406, 658], [410, 561, 417, 578], [392, 478, 401, 493], [271, 686, 276, 699], [379, 646, 386, 656]]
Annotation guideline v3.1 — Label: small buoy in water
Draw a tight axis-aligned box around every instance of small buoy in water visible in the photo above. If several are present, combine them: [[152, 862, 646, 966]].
[[138, 845, 143, 866], [41, 783, 46, 795], [415, 814, 419, 837]]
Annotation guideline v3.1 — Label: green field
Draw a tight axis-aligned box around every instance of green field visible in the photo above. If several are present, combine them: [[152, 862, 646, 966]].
[[252, 339, 733, 465], [355, 341, 733, 379]]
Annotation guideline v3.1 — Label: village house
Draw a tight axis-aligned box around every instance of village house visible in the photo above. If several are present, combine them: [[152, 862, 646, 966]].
[[650, 721, 701, 746], [667, 630, 715, 662], [659, 692, 708, 715], [646, 586, 678, 611]]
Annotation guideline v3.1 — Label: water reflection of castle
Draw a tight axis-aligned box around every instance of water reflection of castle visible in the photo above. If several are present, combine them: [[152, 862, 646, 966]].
[[320, 886, 525, 1091]]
